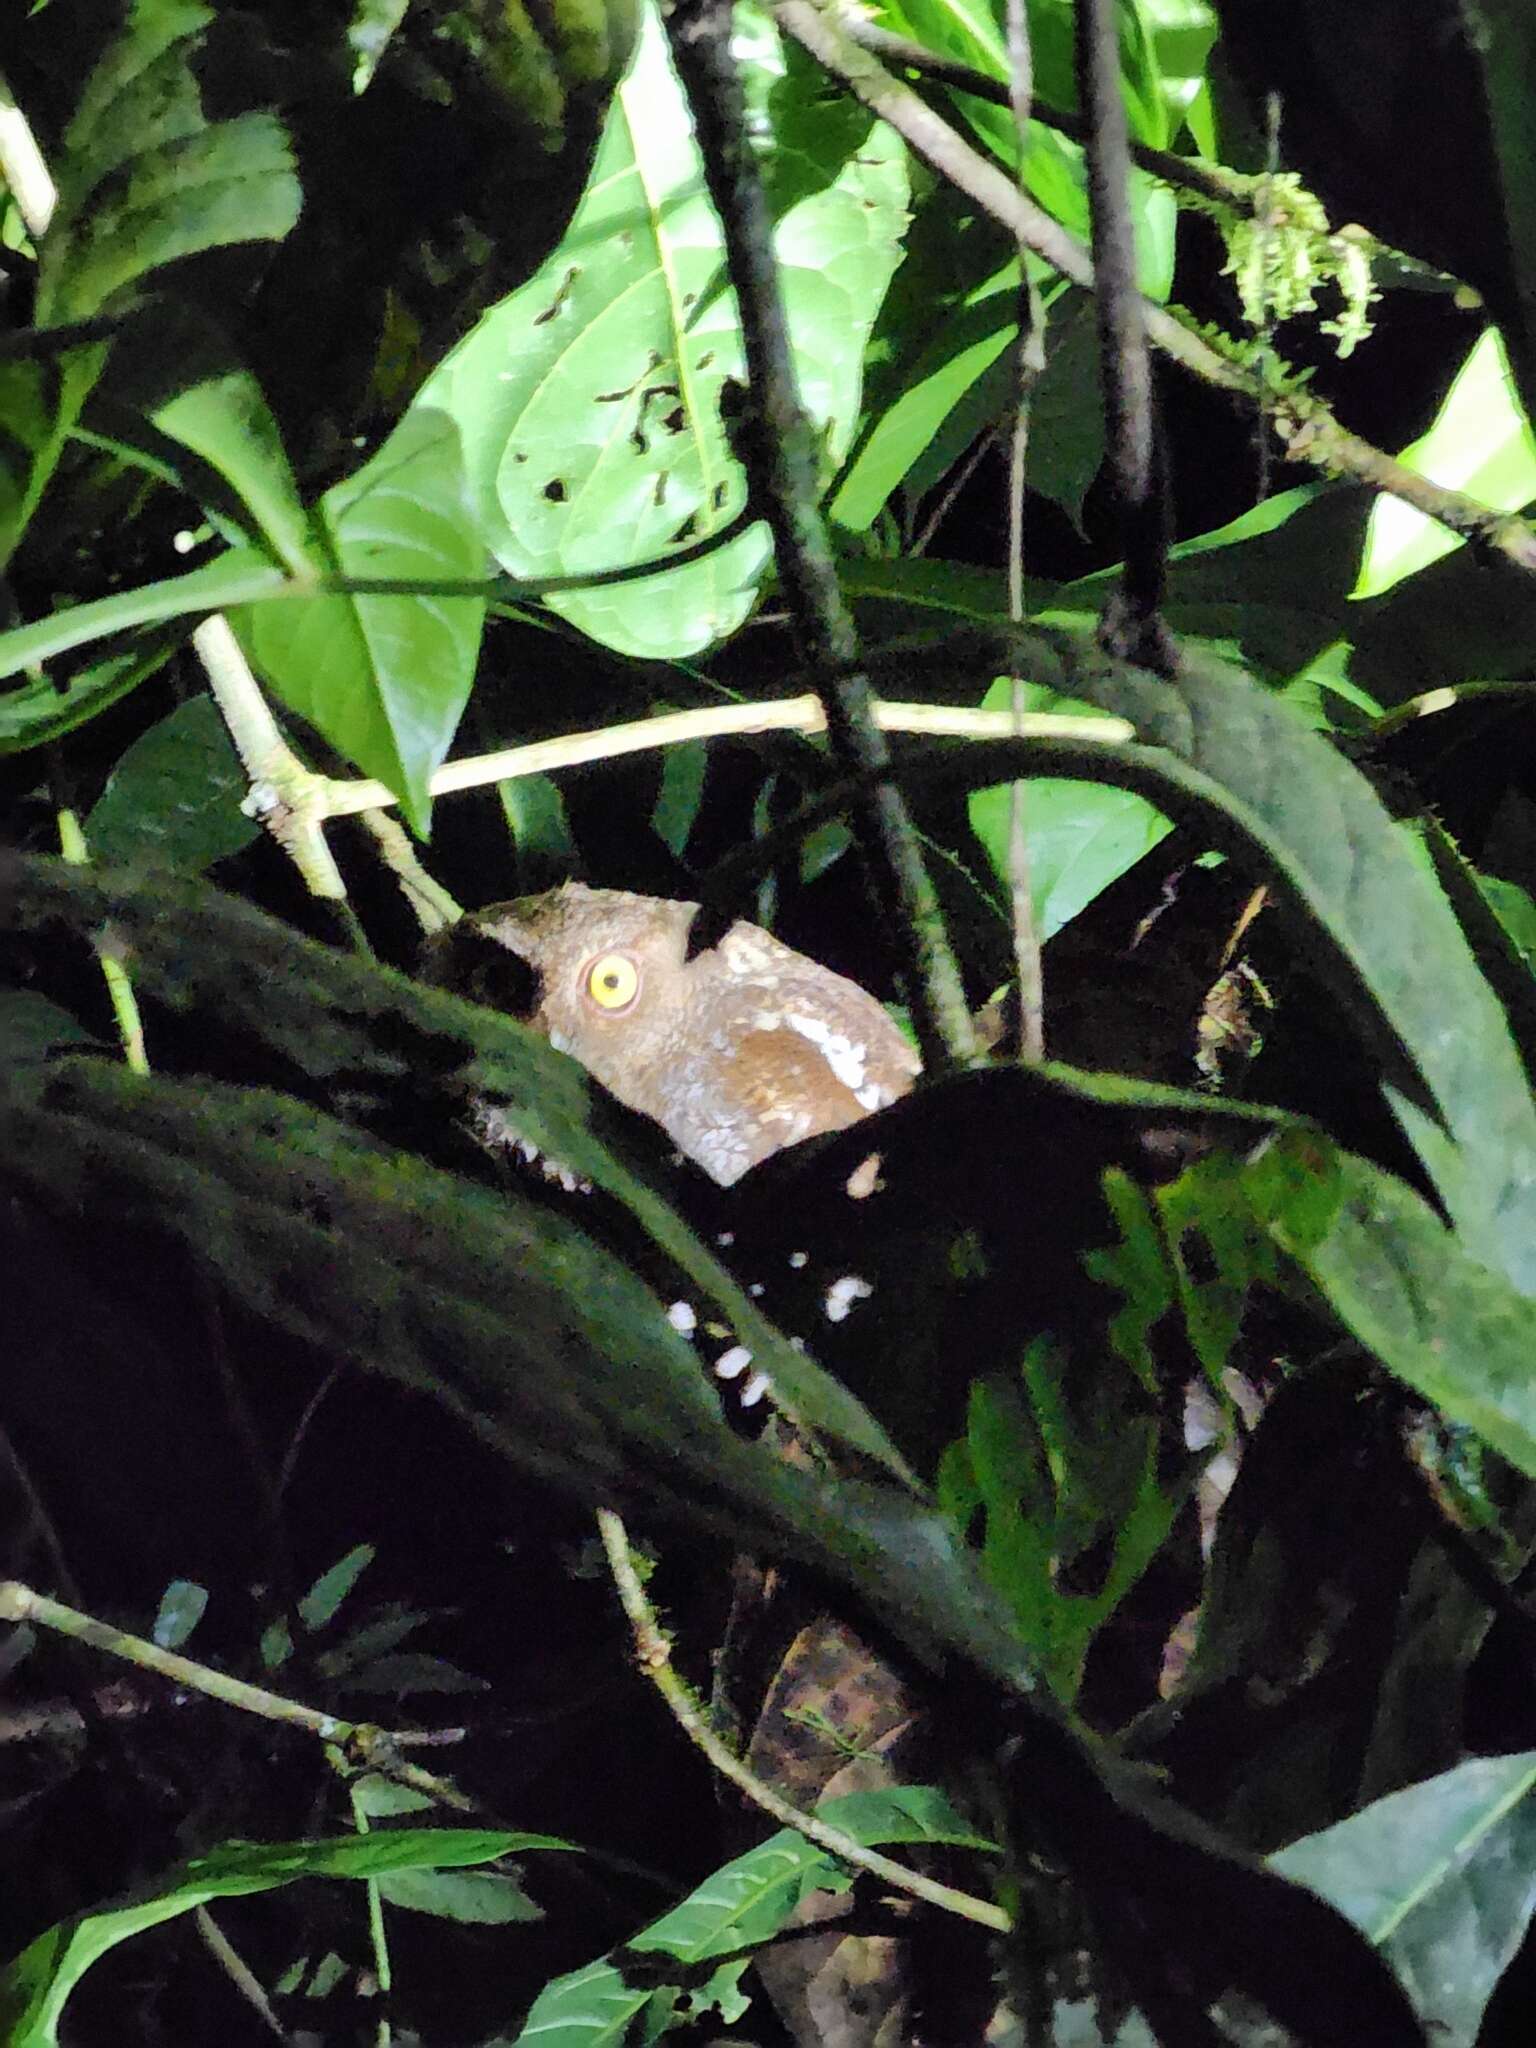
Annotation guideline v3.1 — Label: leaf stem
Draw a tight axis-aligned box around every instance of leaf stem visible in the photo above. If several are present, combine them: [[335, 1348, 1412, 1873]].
[[595, 1511, 1009, 1931]]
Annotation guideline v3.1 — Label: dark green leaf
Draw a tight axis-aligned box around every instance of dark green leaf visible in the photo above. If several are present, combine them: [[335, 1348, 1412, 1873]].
[[297, 1544, 375, 1631], [374, 1866, 542, 1924], [85, 694, 257, 872]]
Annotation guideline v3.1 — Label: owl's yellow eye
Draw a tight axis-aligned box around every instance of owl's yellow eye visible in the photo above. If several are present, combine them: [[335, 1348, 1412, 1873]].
[[585, 952, 640, 1012]]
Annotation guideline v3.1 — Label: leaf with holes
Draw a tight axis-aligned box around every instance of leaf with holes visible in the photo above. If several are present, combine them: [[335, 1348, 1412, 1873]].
[[406, 0, 907, 659]]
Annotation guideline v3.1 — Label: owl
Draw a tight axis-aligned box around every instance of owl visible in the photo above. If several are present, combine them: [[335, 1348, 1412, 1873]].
[[425, 882, 921, 1186]]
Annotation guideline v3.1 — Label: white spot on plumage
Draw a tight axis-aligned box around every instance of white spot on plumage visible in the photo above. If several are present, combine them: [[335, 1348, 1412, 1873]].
[[785, 1012, 870, 1097], [824, 1274, 874, 1323]]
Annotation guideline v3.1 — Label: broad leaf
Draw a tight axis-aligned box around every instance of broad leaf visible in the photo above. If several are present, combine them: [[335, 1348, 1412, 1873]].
[[1355, 329, 1536, 600], [1243, 1133, 1536, 1481], [0, 1828, 566, 2047], [514, 1787, 992, 2048], [968, 681, 1172, 940], [238, 410, 487, 832], [406, 0, 907, 659], [85, 694, 257, 871], [1273, 1753, 1536, 2044]]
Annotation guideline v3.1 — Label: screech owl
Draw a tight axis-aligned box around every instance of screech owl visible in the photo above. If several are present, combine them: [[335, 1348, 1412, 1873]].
[[425, 881, 921, 1186]]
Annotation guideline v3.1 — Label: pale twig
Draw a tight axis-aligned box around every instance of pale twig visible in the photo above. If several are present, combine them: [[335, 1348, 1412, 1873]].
[[319, 695, 1131, 820], [595, 1511, 1009, 1932], [56, 809, 150, 1073]]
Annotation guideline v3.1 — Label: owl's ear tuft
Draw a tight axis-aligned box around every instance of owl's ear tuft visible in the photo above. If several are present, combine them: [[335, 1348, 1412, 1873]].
[[418, 919, 543, 1020], [683, 899, 735, 962]]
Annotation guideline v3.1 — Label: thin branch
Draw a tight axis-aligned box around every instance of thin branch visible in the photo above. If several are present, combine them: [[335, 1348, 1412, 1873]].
[[665, 0, 976, 1071], [1003, 0, 1046, 1063], [596, 1510, 1009, 1932], [1075, 0, 1174, 671], [0, 1579, 474, 1812], [319, 694, 1131, 820], [826, 10, 1252, 214], [357, 810, 464, 934], [771, 0, 1536, 578]]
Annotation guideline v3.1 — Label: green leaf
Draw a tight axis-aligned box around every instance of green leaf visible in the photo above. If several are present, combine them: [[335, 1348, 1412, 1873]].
[[1027, 290, 1109, 531], [513, 1786, 993, 2048], [0, 360, 66, 572], [1464, 1, 1536, 428], [0, 994, 101, 1065], [967, 680, 1172, 940], [0, 554, 291, 686], [40, 67, 299, 321], [238, 410, 488, 832], [1354, 328, 1536, 599], [831, 256, 1022, 533], [0, 634, 178, 755], [501, 771, 579, 887], [1242, 1133, 1536, 1481], [85, 694, 258, 872], [0, 1828, 568, 2046], [297, 1543, 375, 1630], [150, 364, 314, 577], [869, 0, 1176, 285], [407, 0, 908, 658], [649, 740, 707, 860], [1271, 1752, 1536, 2043], [151, 1579, 207, 1649], [374, 1866, 543, 1923]]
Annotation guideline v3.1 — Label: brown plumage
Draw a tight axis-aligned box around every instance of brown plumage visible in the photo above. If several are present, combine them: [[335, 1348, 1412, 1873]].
[[429, 882, 920, 1184]]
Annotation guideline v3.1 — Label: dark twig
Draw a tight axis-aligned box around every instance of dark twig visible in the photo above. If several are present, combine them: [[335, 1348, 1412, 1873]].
[[1075, 0, 1174, 673], [829, 8, 1250, 213], [665, 0, 975, 1069]]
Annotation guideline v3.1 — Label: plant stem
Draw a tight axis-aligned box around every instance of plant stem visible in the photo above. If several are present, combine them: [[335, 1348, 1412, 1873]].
[[666, 0, 977, 1070], [595, 1511, 1009, 1932]]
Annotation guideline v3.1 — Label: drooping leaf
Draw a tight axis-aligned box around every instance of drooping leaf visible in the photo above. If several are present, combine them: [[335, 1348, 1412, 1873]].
[[36, 6, 300, 327], [0, 1828, 568, 2047], [238, 409, 487, 831]]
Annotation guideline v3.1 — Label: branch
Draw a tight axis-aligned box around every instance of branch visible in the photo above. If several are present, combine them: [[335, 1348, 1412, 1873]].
[[317, 693, 1131, 819], [665, 0, 977, 1071], [1075, 0, 1174, 671], [595, 1511, 1009, 1932], [771, 0, 1536, 578]]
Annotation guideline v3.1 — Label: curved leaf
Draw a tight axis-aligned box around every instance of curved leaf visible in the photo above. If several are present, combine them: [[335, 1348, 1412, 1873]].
[[238, 411, 487, 832], [0, 1828, 566, 2047]]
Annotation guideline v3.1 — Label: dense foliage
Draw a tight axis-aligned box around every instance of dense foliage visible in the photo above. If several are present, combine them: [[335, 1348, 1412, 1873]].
[[6, 1, 1536, 2043]]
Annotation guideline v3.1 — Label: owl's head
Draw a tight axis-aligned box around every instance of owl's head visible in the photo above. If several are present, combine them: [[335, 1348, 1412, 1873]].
[[422, 881, 920, 1185]]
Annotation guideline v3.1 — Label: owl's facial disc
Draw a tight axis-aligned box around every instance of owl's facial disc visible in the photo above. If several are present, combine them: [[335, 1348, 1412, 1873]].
[[582, 950, 642, 1014]]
